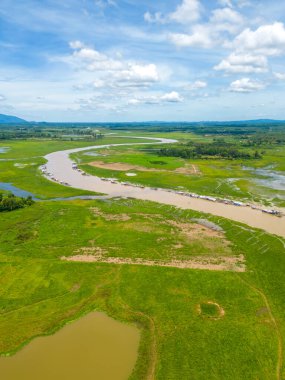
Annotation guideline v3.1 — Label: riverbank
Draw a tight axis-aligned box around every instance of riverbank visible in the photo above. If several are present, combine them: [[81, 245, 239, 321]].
[[44, 137, 285, 238]]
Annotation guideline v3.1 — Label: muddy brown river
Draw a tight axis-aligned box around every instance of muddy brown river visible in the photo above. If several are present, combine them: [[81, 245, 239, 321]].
[[44, 137, 285, 238], [0, 312, 139, 380]]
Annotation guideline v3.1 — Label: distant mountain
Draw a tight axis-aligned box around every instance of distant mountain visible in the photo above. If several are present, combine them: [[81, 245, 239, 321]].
[[0, 114, 28, 124]]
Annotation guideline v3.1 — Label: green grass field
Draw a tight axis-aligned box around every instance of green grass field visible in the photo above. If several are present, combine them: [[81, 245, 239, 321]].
[[0, 198, 284, 379], [0, 134, 285, 379]]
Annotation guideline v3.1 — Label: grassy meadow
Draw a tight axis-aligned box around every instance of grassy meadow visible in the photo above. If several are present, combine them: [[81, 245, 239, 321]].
[[0, 198, 284, 379], [0, 132, 285, 379]]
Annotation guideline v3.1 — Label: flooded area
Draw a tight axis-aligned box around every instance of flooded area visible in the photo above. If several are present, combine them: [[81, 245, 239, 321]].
[[0, 182, 111, 202], [44, 138, 285, 238], [0, 147, 10, 154], [0, 183, 37, 199], [0, 312, 140, 380], [243, 166, 285, 191]]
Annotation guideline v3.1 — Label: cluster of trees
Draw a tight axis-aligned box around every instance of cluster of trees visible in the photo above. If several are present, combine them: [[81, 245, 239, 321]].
[[158, 141, 262, 160], [0, 127, 104, 141], [240, 132, 285, 147], [0, 193, 34, 212]]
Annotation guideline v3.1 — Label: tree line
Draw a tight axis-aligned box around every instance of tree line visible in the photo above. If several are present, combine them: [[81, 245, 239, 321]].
[[158, 141, 262, 160]]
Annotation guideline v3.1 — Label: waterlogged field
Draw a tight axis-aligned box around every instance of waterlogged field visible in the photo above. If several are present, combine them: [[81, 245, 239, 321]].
[[0, 132, 285, 379], [0, 198, 284, 379], [74, 135, 285, 207]]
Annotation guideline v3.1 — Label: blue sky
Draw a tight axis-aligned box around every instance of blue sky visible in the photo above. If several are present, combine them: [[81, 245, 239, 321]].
[[0, 0, 285, 121]]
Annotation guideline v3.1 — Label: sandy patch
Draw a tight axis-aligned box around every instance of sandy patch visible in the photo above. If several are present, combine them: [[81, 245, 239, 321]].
[[61, 253, 245, 272], [89, 161, 159, 172], [89, 161, 201, 175], [167, 220, 228, 240]]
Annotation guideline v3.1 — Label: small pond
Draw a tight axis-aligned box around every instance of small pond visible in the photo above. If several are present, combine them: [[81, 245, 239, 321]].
[[0, 312, 140, 380]]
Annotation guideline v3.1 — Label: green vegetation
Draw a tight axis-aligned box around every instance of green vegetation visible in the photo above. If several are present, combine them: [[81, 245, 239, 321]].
[[73, 131, 285, 207], [0, 125, 104, 141], [0, 125, 285, 379], [0, 192, 34, 212], [0, 199, 284, 379], [199, 302, 222, 319], [158, 140, 262, 160]]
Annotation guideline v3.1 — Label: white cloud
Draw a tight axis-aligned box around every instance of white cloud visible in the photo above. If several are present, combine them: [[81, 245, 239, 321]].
[[229, 77, 266, 92], [169, 28, 213, 48], [216, 22, 285, 75], [233, 22, 285, 56], [114, 64, 159, 84], [69, 40, 85, 50], [186, 80, 208, 90], [0, 94, 6, 101], [210, 7, 244, 34], [145, 0, 201, 25], [161, 91, 183, 102], [128, 99, 141, 105], [274, 72, 285, 80], [69, 41, 160, 88], [169, 0, 201, 24], [129, 91, 183, 105], [214, 52, 268, 73], [169, 6, 244, 48], [144, 12, 164, 24], [93, 79, 106, 88]]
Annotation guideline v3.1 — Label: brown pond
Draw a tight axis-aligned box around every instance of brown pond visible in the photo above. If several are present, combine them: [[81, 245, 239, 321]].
[[0, 312, 140, 380]]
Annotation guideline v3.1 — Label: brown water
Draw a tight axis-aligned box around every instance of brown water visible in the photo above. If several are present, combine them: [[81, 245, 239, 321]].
[[45, 138, 285, 238], [0, 312, 140, 380]]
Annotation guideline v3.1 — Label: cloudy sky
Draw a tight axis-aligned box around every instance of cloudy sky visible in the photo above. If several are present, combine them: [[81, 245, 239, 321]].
[[0, 0, 285, 122]]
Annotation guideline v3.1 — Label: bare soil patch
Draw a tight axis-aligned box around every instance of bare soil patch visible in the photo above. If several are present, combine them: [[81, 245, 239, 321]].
[[167, 220, 225, 239], [89, 161, 160, 172], [88, 161, 201, 175], [62, 253, 245, 272]]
